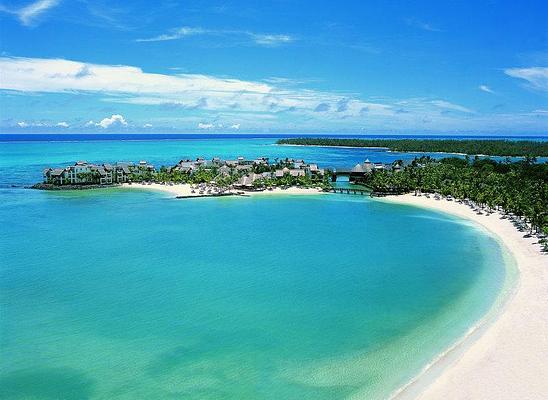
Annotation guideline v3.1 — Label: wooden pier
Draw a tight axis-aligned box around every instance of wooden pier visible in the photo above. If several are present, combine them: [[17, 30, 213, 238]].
[[175, 192, 241, 199], [324, 187, 369, 195]]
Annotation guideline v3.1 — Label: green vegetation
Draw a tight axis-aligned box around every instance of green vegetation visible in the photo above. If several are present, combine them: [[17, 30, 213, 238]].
[[251, 173, 331, 190], [153, 161, 331, 189], [154, 166, 222, 185], [360, 156, 548, 250], [277, 138, 548, 157], [76, 171, 99, 183]]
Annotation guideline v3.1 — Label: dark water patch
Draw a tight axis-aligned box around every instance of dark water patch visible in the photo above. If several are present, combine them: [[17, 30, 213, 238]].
[[0, 367, 95, 400], [146, 345, 190, 377]]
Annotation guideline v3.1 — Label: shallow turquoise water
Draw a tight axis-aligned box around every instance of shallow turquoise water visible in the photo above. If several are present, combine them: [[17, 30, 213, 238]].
[[0, 137, 458, 187], [0, 138, 508, 399]]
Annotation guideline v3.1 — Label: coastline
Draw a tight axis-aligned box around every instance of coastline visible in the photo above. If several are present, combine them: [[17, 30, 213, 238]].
[[277, 143, 390, 150], [379, 194, 548, 400], [121, 182, 325, 198], [276, 143, 539, 158]]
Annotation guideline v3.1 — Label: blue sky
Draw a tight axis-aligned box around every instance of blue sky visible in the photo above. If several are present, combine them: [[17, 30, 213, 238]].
[[0, 0, 547, 135]]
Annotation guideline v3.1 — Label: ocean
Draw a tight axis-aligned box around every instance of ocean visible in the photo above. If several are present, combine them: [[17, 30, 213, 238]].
[[0, 135, 513, 399]]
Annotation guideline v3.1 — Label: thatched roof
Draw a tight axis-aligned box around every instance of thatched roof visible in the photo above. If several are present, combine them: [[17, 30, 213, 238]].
[[351, 163, 365, 173]]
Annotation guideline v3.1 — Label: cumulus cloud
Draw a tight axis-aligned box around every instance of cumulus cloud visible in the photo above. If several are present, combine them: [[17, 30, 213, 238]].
[[96, 114, 127, 129], [198, 122, 214, 129], [84, 115, 127, 129], [17, 121, 28, 128], [479, 85, 494, 94], [505, 67, 548, 91], [143, 123, 153, 128], [56, 121, 69, 127], [0, 0, 60, 26], [230, 123, 240, 129]]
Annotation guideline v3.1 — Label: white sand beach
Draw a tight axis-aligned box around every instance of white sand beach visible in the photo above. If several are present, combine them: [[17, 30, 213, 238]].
[[122, 182, 325, 198], [380, 194, 548, 400]]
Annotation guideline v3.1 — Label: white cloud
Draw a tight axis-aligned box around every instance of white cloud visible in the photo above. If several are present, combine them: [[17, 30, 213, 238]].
[[56, 121, 69, 127], [479, 85, 494, 94], [0, 56, 271, 95], [230, 123, 240, 129], [505, 67, 548, 91], [96, 114, 127, 129], [430, 100, 474, 114], [143, 123, 153, 128], [251, 34, 293, 46], [136, 26, 294, 47], [198, 122, 214, 129], [16, 121, 46, 127], [136, 27, 207, 42], [84, 115, 127, 129], [0, 0, 60, 26], [6, 56, 522, 131]]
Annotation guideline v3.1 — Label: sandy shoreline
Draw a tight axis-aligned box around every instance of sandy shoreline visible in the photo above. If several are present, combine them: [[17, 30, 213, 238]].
[[122, 182, 325, 197], [379, 194, 548, 400]]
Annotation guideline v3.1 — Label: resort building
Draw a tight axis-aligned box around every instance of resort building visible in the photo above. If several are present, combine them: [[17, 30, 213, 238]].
[[236, 165, 253, 173], [42, 156, 328, 188], [349, 159, 386, 182], [115, 163, 131, 183], [43, 168, 67, 185], [290, 169, 305, 177], [253, 157, 269, 165], [218, 165, 231, 176]]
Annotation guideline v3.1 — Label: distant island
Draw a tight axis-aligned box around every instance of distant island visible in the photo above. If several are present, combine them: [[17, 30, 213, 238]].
[[277, 138, 548, 157]]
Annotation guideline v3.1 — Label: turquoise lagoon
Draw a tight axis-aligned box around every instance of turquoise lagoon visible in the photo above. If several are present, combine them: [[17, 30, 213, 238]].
[[0, 137, 510, 399]]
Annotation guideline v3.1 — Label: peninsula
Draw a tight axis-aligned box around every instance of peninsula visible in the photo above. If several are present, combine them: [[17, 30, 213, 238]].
[[37, 156, 332, 197], [277, 138, 548, 157]]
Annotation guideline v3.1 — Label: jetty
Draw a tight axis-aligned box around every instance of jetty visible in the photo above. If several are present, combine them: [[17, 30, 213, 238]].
[[323, 187, 369, 195], [175, 192, 244, 199]]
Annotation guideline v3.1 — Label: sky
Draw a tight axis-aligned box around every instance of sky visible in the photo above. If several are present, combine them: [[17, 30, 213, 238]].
[[0, 0, 547, 135]]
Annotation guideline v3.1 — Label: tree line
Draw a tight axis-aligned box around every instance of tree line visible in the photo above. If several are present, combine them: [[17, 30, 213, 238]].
[[277, 138, 548, 157], [358, 156, 548, 249]]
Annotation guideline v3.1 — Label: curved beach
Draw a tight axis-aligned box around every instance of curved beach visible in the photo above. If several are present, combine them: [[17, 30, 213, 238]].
[[380, 194, 548, 400]]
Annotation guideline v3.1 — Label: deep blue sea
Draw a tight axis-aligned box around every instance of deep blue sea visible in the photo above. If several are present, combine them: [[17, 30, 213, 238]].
[[0, 134, 516, 399]]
